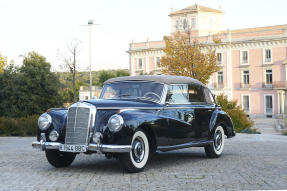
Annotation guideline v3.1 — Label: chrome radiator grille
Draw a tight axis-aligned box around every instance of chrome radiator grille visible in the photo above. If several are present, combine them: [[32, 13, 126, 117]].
[[65, 107, 90, 145]]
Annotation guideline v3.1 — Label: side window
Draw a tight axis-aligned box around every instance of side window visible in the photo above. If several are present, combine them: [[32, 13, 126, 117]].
[[204, 88, 215, 104], [166, 85, 189, 104], [188, 84, 205, 103]]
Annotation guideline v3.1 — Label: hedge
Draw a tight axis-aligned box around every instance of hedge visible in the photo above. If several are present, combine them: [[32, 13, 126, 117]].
[[0, 115, 39, 136]]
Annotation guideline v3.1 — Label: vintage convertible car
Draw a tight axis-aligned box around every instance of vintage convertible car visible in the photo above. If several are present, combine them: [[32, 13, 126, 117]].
[[32, 75, 235, 172]]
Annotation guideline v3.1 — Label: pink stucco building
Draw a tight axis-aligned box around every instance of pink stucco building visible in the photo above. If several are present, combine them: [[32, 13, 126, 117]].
[[128, 4, 287, 118]]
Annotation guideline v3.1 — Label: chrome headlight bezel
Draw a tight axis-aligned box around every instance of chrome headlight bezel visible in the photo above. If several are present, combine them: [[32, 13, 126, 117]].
[[38, 113, 52, 131], [107, 114, 124, 133]]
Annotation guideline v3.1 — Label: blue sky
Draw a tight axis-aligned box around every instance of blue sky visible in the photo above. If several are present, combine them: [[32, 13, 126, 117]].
[[0, 0, 286, 71]]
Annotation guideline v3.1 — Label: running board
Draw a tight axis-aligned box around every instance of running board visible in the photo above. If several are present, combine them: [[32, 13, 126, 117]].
[[157, 140, 214, 152]]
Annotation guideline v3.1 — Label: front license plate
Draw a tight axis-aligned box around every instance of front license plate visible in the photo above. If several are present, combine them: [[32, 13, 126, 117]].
[[59, 144, 87, 152]]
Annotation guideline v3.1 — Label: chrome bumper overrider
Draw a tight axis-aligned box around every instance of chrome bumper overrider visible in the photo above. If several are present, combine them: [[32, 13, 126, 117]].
[[32, 134, 131, 153]]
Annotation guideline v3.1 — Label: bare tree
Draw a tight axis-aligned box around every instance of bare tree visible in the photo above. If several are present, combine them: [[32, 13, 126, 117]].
[[63, 39, 81, 103]]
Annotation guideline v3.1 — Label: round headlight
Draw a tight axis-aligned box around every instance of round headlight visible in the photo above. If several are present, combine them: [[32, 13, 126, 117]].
[[49, 130, 59, 142], [38, 113, 52, 130], [107, 114, 124, 132]]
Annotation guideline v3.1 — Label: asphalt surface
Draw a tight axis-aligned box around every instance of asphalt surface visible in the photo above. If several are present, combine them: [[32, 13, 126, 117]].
[[0, 134, 287, 191]]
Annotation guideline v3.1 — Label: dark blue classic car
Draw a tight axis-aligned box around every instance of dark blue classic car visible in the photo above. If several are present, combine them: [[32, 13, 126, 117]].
[[32, 75, 235, 172]]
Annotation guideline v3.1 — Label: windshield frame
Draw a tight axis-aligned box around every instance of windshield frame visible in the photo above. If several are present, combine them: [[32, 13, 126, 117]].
[[100, 80, 167, 104]]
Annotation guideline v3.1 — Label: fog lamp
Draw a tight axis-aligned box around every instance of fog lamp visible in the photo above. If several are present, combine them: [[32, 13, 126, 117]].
[[93, 132, 102, 144], [49, 130, 59, 142]]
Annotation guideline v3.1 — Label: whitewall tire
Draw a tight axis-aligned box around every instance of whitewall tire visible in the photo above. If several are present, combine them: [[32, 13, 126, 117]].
[[120, 130, 149, 172], [205, 125, 225, 158]]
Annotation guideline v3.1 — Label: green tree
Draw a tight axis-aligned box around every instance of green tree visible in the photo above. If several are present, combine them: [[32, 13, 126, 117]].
[[98, 70, 116, 87], [97, 69, 129, 87], [160, 33, 219, 84], [115, 69, 130, 77], [0, 52, 63, 117], [216, 94, 254, 132], [0, 53, 7, 73]]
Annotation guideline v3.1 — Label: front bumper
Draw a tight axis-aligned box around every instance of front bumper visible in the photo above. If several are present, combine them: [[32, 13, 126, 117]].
[[32, 134, 131, 153]]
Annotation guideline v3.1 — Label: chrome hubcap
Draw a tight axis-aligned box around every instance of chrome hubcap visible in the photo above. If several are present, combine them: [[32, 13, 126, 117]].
[[132, 137, 145, 163], [214, 129, 223, 151]]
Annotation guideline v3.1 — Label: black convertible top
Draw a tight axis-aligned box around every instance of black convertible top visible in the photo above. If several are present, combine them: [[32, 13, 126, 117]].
[[104, 75, 206, 86]]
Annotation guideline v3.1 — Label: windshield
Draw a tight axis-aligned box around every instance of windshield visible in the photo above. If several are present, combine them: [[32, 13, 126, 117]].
[[100, 81, 164, 103]]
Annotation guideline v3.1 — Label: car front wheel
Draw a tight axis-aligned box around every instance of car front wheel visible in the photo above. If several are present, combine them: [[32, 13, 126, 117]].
[[205, 125, 225, 158], [45, 150, 76, 168], [120, 130, 150, 173]]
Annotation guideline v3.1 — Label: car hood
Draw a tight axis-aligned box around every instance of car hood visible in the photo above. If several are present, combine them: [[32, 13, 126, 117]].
[[83, 99, 162, 109]]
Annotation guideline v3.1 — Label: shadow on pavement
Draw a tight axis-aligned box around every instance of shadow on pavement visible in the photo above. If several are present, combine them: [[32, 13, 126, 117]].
[[42, 149, 211, 173]]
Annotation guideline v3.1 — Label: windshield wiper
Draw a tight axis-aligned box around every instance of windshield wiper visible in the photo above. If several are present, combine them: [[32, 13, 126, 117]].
[[117, 94, 132, 98]]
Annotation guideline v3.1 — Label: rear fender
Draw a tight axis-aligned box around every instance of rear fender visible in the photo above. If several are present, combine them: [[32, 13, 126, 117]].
[[209, 110, 235, 138]]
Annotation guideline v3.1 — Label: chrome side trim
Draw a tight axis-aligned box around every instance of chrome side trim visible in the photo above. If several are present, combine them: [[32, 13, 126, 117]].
[[157, 140, 213, 152], [97, 106, 215, 110], [97, 107, 163, 110], [32, 141, 131, 153], [163, 106, 215, 109]]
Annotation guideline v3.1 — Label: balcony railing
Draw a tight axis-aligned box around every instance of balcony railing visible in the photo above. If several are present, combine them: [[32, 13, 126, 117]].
[[240, 83, 250, 89], [263, 83, 273, 89], [211, 83, 224, 89], [273, 81, 287, 89]]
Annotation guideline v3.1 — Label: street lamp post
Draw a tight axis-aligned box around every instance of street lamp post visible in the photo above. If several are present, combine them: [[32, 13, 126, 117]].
[[81, 20, 100, 99], [88, 20, 93, 99]]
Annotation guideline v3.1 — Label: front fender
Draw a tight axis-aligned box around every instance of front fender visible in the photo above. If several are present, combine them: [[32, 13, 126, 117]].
[[209, 110, 235, 138], [37, 109, 68, 141], [120, 110, 162, 131]]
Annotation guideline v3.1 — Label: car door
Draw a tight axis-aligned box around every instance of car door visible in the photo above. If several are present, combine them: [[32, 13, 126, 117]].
[[191, 86, 216, 140], [161, 84, 196, 145]]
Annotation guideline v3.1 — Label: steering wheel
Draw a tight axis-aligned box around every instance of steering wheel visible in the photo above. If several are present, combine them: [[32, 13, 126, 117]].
[[143, 92, 161, 100]]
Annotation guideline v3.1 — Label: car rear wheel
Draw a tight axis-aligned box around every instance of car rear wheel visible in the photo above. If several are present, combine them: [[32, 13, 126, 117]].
[[205, 125, 225, 158], [120, 130, 149, 173], [45, 150, 76, 168]]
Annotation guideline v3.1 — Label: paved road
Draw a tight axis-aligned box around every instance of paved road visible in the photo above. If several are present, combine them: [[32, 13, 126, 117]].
[[0, 134, 287, 191], [252, 118, 282, 135]]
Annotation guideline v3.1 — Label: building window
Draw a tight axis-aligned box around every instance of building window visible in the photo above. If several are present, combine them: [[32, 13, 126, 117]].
[[217, 53, 222, 65], [242, 95, 250, 113], [265, 49, 272, 62], [243, 71, 250, 84], [138, 58, 143, 70], [265, 95, 273, 114], [241, 50, 248, 64], [217, 71, 223, 88], [191, 18, 196, 29], [156, 57, 161, 68], [266, 69, 272, 84]]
